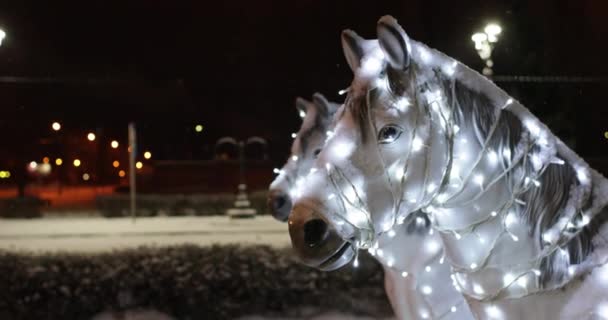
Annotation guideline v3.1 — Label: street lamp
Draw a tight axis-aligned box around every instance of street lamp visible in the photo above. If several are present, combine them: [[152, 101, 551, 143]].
[[215, 136, 268, 218], [0, 29, 6, 47], [471, 23, 502, 76]]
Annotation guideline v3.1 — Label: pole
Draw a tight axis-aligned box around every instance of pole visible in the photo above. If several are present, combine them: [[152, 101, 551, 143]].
[[239, 141, 245, 185], [128, 123, 137, 223]]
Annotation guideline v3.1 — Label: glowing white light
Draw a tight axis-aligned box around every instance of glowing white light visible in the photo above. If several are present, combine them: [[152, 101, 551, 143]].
[[473, 174, 484, 187], [473, 283, 484, 295], [397, 216, 405, 225], [502, 98, 513, 109], [443, 61, 458, 77], [551, 157, 565, 165], [418, 46, 432, 63], [426, 240, 440, 253], [421, 285, 433, 295], [511, 234, 519, 242], [486, 305, 502, 318], [503, 273, 515, 285], [325, 130, 334, 138], [338, 88, 348, 96], [479, 237, 486, 244], [505, 212, 517, 227], [395, 97, 411, 112], [412, 137, 424, 152], [568, 266, 576, 276], [542, 232, 556, 244], [502, 148, 511, 160], [273, 168, 280, 174], [291, 133, 297, 139], [436, 193, 448, 204], [298, 110, 306, 118], [325, 163, 331, 172], [580, 214, 591, 227], [532, 269, 542, 276], [387, 257, 394, 267], [330, 140, 355, 160], [309, 168, 317, 174], [485, 24, 502, 36], [425, 266, 431, 273], [470, 263, 478, 269], [577, 167, 590, 184], [454, 233, 462, 240], [415, 216, 426, 226], [426, 183, 437, 193], [439, 256, 445, 264], [360, 52, 384, 76], [353, 256, 359, 268], [394, 167, 404, 180], [491, 211, 497, 217], [532, 179, 541, 187], [524, 119, 541, 138], [29, 161, 37, 169], [292, 155, 298, 162], [471, 32, 487, 43], [401, 271, 408, 278], [327, 194, 335, 200], [387, 229, 396, 238], [453, 125, 460, 133], [376, 249, 384, 257], [516, 275, 528, 288], [451, 306, 457, 313], [487, 149, 498, 165], [420, 310, 430, 319]]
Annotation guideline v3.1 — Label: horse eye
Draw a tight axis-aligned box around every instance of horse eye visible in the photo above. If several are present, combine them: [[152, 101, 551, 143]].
[[378, 125, 403, 144], [313, 148, 322, 158]]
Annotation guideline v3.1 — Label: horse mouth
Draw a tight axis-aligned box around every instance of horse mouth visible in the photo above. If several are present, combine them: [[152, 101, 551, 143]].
[[317, 241, 354, 271]]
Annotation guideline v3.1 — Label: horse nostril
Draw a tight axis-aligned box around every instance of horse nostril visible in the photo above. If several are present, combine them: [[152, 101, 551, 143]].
[[303, 219, 329, 247], [274, 194, 287, 209]]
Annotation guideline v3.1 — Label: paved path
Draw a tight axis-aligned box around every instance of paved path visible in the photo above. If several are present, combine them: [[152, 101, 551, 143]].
[[0, 215, 290, 253]]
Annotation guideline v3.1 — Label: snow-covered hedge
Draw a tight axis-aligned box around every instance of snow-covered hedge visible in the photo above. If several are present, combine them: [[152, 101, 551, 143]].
[[0, 245, 390, 320]]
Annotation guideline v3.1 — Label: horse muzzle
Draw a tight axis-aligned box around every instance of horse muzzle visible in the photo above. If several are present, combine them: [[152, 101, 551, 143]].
[[267, 189, 292, 222], [288, 201, 355, 271]]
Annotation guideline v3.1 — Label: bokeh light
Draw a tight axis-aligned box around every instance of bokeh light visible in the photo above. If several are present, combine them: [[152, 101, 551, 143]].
[[73, 159, 81, 167], [87, 133, 96, 141]]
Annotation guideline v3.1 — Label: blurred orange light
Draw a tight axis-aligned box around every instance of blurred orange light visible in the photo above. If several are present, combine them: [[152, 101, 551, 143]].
[[118, 170, 126, 178], [112, 160, 120, 168], [42, 157, 50, 164]]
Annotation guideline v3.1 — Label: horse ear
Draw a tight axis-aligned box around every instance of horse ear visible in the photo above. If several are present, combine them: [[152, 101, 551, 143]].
[[377, 15, 411, 70], [312, 93, 331, 116], [295, 97, 311, 117], [341, 29, 366, 72]]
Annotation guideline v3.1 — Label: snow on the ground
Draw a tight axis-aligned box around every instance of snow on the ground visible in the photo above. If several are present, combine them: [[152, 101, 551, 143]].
[[92, 309, 395, 320], [0, 215, 290, 252]]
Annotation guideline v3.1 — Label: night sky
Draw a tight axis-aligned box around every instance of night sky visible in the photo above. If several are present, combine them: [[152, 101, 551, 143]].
[[0, 0, 606, 165]]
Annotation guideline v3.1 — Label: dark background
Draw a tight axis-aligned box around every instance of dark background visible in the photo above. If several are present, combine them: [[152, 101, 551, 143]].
[[0, 0, 606, 187]]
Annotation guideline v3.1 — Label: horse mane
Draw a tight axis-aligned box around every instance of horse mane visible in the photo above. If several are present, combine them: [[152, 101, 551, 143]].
[[434, 69, 607, 288]]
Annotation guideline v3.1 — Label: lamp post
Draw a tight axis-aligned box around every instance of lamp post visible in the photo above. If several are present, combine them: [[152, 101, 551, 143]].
[[215, 136, 268, 218], [471, 23, 502, 76]]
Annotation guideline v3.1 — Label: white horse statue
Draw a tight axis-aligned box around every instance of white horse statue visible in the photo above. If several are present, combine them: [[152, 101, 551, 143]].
[[288, 15, 608, 319], [269, 94, 473, 319]]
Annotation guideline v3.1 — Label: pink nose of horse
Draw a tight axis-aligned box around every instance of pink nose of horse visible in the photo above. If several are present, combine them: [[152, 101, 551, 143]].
[[267, 189, 292, 222]]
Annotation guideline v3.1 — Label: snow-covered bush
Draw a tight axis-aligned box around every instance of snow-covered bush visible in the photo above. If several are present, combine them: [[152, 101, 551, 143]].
[[0, 245, 390, 319]]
